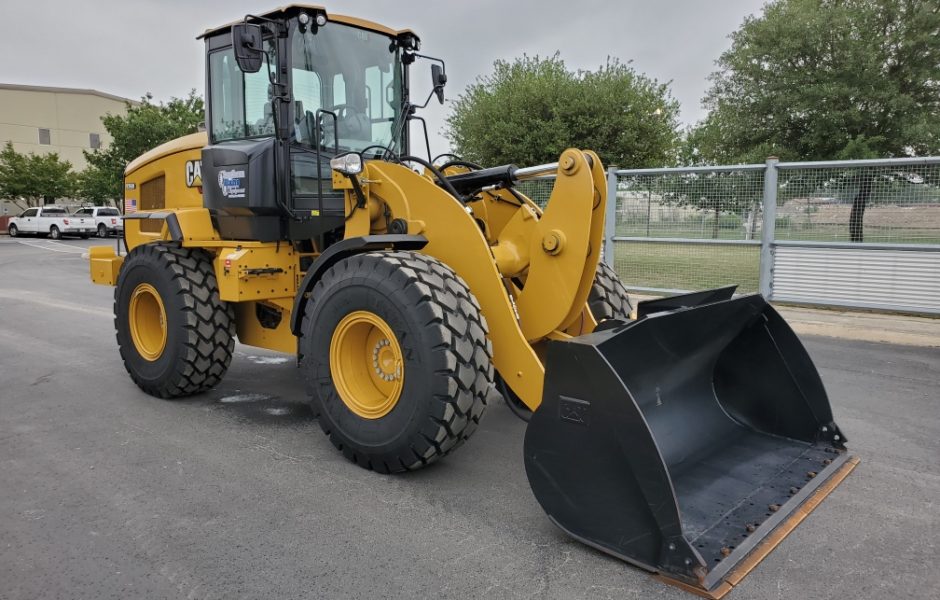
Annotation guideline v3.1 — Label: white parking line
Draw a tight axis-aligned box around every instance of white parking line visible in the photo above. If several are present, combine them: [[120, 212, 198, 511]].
[[45, 240, 91, 254], [14, 239, 88, 254], [0, 289, 111, 317]]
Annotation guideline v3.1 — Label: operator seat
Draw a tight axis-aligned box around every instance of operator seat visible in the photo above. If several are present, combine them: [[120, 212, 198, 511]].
[[337, 104, 370, 141]]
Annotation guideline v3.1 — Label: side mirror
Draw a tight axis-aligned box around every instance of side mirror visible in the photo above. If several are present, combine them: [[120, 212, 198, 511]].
[[431, 64, 447, 104], [232, 23, 264, 73]]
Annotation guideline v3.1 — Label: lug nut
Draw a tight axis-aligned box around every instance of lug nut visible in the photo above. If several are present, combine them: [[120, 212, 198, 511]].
[[790, 487, 799, 495], [769, 504, 781, 512], [720, 547, 732, 557], [746, 524, 757, 533], [807, 471, 817, 479]]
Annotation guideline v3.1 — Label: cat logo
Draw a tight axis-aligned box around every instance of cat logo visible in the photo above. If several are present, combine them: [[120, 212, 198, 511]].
[[185, 160, 202, 188]]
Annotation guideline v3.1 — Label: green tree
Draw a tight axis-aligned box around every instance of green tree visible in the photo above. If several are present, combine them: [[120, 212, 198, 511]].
[[445, 54, 680, 168], [79, 91, 204, 204], [0, 142, 76, 208], [690, 0, 940, 241]]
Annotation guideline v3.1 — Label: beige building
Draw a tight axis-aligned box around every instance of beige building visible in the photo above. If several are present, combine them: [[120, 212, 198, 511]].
[[0, 83, 136, 170]]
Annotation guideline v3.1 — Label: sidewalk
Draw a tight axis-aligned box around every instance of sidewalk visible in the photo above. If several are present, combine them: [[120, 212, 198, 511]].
[[633, 293, 939, 348], [775, 304, 940, 348]]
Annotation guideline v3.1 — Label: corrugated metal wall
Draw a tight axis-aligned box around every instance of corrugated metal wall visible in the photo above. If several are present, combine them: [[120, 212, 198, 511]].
[[772, 245, 940, 314]]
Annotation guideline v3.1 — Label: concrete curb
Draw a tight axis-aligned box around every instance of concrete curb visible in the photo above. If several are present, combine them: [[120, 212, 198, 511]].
[[632, 293, 939, 348]]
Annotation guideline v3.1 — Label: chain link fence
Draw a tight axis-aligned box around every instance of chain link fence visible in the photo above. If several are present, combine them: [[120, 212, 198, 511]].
[[515, 179, 553, 209], [612, 166, 765, 293], [774, 163, 940, 244], [513, 156, 940, 314]]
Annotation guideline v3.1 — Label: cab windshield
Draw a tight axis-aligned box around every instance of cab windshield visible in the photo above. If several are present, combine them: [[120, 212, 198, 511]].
[[290, 20, 403, 155]]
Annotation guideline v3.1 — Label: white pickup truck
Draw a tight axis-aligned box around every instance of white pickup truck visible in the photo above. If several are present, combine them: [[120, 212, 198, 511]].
[[7, 206, 96, 239], [72, 206, 124, 238]]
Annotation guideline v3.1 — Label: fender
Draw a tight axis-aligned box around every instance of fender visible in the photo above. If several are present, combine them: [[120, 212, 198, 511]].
[[289, 234, 428, 335]]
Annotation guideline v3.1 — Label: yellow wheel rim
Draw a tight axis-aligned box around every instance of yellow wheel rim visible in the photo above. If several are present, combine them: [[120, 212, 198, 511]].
[[129, 283, 167, 361], [329, 311, 404, 419]]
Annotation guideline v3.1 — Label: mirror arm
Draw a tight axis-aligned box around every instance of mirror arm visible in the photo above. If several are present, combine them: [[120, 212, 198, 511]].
[[407, 53, 447, 108], [413, 53, 446, 74], [242, 14, 287, 36]]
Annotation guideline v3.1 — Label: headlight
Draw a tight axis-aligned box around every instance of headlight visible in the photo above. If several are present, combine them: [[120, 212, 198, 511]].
[[330, 153, 363, 176]]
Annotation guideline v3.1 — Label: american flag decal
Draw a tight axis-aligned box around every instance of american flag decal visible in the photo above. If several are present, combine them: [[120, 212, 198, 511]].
[[125, 198, 137, 214]]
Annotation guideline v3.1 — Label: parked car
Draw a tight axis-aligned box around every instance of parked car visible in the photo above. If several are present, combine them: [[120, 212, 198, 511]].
[[7, 206, 96, 239], [72, 206, 124, 238]]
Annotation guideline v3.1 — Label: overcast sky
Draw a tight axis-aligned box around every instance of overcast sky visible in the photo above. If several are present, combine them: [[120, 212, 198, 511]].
[[1, 0, 766, 159]]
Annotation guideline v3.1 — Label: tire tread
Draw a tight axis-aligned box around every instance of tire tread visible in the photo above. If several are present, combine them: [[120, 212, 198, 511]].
[[589, 261, 633, 322], [300, 251, 493, 473], [115, 243, 234, 399]]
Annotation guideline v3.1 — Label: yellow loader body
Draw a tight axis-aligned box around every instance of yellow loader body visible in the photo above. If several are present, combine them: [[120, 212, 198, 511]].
[[88, 5, 856, 597]]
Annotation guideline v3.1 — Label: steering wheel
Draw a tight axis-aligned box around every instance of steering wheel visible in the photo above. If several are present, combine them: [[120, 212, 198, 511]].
[[327, 104, 371, 141], [326, 104, 351, 119]]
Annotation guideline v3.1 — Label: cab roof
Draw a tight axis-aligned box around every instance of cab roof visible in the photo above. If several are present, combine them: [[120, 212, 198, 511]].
[[198, 4, 416, 40]]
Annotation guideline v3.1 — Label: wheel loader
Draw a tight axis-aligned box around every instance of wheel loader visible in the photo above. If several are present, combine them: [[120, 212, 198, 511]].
[[88, 5, 857, 597]]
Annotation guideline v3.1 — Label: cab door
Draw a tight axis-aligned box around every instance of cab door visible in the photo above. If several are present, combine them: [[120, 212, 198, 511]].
[[20, 208, 38, 233]]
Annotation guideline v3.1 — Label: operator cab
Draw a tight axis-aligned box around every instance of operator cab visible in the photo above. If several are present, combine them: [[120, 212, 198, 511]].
[[198, 5, 425, 242]]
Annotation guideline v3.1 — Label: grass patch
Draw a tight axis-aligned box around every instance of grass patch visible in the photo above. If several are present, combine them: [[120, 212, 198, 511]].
[[613, 242, 760, 293]]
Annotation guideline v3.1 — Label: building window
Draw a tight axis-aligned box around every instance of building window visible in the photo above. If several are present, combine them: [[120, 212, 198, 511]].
[[89, 133, 101, 149], [38, 128, 51, 145]]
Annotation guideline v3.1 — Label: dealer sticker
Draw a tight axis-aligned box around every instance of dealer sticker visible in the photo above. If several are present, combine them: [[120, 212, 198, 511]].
[[218, 169, 246, 199]]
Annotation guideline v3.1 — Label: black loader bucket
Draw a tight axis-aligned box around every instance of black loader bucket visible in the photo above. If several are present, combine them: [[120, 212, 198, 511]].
[[524, 293, 857, 598]]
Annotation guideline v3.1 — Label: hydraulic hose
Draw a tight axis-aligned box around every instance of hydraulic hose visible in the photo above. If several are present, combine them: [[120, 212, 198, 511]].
[[399, 155, 466, 202], [497, 376, 532, 423]]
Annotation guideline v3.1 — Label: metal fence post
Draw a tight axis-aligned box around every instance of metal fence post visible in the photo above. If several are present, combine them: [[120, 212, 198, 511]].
[[759, 157, 779, 298], [605, 167, 618, 267]]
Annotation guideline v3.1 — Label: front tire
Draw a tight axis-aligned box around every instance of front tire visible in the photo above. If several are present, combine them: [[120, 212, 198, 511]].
[[49, 225, 61, 240], [97, 224, 108, 238], [8, 224, 17, 237], [115, 243, 234, 398], [300, 251, 493, 473]]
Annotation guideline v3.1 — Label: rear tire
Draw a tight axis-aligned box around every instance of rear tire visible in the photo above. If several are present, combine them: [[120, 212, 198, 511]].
[[49, 225, 61, 240], [300, 251, 493, 473], [115, 243, 234, 398], [589, 261, 633, 322], [8, 224, 17, 237]]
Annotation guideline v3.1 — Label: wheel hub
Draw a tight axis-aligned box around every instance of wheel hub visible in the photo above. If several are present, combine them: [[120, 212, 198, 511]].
[[128, 283, 167, 361], [372, 339, 402, 382], [330, 311, 404, 419]]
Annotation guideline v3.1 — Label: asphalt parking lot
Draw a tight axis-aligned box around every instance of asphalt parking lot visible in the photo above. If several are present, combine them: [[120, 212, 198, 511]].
[[1, 236, 938, 600]]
